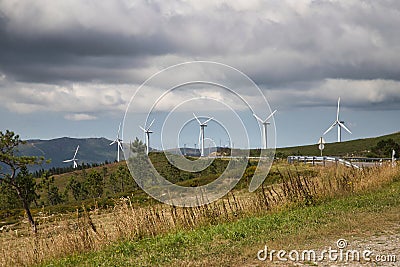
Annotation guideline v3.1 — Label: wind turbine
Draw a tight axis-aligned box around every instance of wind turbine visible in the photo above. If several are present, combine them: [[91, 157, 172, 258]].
[[193, 113, 213, 157], [140, 119, 155, 155], [253, 110, 277, 149], [63, 145, 79, 168], [110, 123, 123, 162], [323, 97, 352, 142]]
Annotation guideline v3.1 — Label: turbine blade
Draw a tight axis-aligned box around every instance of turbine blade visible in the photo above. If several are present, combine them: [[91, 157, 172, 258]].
[[118, 142, 124, 152], [338, 121, 352, 134], [110, 140, 116, 145], [252, 113, 264, 123], [146, 119, 155, 131], [139, 126, 146, 132], [337, 97, 340, 121], [193, 113, 201, 125], [73, 161, 77, 168], [73, 145, 79, 159], [323, 122, 337, 135], [203, 117, 213, 125], [264, 110, 277, 122], [63, 159, 73, 163]]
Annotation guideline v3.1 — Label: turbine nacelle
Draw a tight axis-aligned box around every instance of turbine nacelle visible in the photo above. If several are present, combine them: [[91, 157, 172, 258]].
[[253, 110, 277, 149], [323, 97, 352, 142], [193, 113, 213, 127], [110, 123, 124, 162], [193, 113, 213, 157], [140, 119, 155, 155], [63, 145, 79, 168]]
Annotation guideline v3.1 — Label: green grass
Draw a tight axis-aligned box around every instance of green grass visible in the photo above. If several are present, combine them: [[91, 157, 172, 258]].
[[42, 179, 400, 267], [276, 131, 400, 157]]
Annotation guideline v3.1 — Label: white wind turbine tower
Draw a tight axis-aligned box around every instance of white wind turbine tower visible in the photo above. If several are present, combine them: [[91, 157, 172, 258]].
[[323, 97, 352, 142], [253, 110, 277, 149], [140, 119, 155, 155], [110, 123, 123, 162], [63, 145, 79, 168], [193, 113, 213, 157]]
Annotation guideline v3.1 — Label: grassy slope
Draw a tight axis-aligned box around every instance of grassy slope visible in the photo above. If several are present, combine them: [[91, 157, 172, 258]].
[[48, 131, 400, 192], [44, 177, 400, 266], [50, 161, 126, 192], [276, 131, 400, 157]]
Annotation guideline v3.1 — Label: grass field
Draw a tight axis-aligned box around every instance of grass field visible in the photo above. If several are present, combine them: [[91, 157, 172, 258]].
[[44, 179, 400, 266], [1, 132, 400, 266], [276, 131, 400, 157], [38, 130, 400, 194], [1, 161, 399, 266]]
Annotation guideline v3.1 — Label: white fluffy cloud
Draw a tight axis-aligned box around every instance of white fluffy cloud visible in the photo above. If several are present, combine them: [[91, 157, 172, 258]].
[[0, 82, 130, 113], [64, 113, 97, 121]]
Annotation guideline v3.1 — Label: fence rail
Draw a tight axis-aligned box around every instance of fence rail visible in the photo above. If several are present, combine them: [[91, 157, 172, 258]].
[[287, 156, 362, 169]]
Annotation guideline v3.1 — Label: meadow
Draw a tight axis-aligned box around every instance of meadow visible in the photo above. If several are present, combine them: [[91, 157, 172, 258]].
[[1, 159, 399, 266]]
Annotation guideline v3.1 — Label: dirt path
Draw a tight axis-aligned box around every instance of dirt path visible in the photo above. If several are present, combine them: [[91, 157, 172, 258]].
[[251, 226, 400, 267]]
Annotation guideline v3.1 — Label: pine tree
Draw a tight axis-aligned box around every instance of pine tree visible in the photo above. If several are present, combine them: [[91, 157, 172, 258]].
[[0, 130, 46, 233]]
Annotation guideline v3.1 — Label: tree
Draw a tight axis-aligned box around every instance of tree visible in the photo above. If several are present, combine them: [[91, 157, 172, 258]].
[[128, 138, 153, 188], [372, 139, 400, 158], [0, 130, 45, 233], [39, 172, 63, 206], [47, 185, 63, 205], [0, 182, 20, 210], [15, 166, 39, 207], [87, 170, 104, 198], [108, 172, 121, 194], [66, 176, 88, 201]]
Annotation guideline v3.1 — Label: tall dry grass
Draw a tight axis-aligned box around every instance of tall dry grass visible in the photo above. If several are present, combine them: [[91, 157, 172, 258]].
[[0, 163, 399, 266]]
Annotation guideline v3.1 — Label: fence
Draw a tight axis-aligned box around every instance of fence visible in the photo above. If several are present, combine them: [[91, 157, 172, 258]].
[[287, 156, 361, 169]]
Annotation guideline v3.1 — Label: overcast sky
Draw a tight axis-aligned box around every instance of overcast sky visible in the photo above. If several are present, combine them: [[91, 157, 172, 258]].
[[0, 0, 399, 149]]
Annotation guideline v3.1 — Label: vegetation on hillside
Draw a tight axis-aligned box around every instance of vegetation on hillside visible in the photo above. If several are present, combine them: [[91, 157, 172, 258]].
[[276, 132, 400, 158], [44, 179, 400, 267], [2, 131, 399, 226], [0, 138, 269, 224], [1, 129, 400, 266], [1, 161, 398, 266]]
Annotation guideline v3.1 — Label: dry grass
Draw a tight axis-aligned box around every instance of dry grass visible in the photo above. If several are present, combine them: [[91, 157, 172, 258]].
[[0, 163, 399, 266]]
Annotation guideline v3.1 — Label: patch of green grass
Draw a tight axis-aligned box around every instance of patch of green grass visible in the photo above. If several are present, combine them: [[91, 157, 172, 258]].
[[42, 180, 400, 267], [277, 131, 400, 157]]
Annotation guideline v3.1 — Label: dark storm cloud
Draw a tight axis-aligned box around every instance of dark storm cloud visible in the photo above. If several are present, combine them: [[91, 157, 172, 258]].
[[0, 14, 175, 83], [234, 0, 400, 87], [1, 0, 400, 85], [0, 0, 399, 113]]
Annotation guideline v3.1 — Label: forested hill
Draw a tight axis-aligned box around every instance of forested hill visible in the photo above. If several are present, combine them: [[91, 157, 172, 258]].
[[15, 131, 400, 171], [19, 137, 120, 170]]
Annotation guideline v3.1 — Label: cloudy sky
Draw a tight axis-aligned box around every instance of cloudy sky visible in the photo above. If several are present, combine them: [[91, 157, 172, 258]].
[[0, 0, 399, 149]]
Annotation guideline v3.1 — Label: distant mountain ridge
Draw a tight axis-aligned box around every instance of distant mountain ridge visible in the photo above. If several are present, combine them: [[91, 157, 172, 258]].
[[19, 137, 121, 170]]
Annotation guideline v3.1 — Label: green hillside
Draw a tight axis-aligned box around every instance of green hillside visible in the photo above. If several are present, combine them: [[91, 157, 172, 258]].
[[276, 132, 400, 158], [18, 137, 119, 170], [16, 132, 400, 173], [35, 131, 400, 201]]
